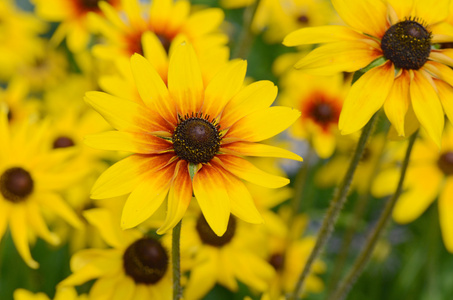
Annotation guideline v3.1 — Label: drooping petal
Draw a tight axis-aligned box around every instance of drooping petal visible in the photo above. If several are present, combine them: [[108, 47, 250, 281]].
[[339, 61, 395, 135], [215, 155, 289, 188], [221, 81, 277, 129], [10, 205, 38, 269], [439, 178, 453, 252], [85, 131, 173, 154], [294, 41, 382, 75], [221, 141, 302, 161], [130, 53, 175, 124], [434, 79, 453, 125], [91, 153, 174, 199], [193, 164, 230, 236], [384, 70, 410, 136], [157, 160, 193, 234], [332, 0, 388, 38], [410, 70, 444, 147], [121, 163, 176, 229], [283, 25, 365, 46], [168, 42, 204, 116], [83, 209, 123, 248], [26, 202, 60, 246], [0, 201, 11, 240], [37, 193, 83, 229], [226, 107, 300, 142], [84, 91, 170, 133], [202, 60, 247, 119]]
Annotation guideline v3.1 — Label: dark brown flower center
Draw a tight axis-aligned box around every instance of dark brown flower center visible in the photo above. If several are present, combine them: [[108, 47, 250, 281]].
[[381, 19, 431, 70], [269, 253, 285, 271], [296, 15, 309, 24], [196, 214, 236, 247], [123, 238, 169, 284], [80, 0, 102, 9], [438, 151, 453, 176], [53, 136, 75, 149], [156, 34, 172, 53], [303, 94, 341, 130], [0, 167, 34, 203], [172, 114, 221, 164], [7, 109, 12, 122]]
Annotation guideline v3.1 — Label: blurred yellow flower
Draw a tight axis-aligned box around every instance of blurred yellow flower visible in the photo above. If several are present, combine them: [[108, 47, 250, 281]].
[[14, 287, 87, 300], [85, 43, 301, 236], [284, 0, 453, 146]]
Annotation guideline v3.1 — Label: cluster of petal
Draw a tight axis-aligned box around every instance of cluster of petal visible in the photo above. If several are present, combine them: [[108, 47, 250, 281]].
[[86, 42, 302, 236], [284, 0, 453, 147]]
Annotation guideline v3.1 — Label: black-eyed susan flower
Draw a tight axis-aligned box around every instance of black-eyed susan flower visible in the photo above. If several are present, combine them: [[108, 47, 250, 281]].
[[373, 124, 453, 252], [181, 213, 275, 300], [278, 71, 346, 158], [85, 42, 301, 236], [90, 0, 229, 84], [59, 208, 172, 299], [14, 287, 87, 300], [284, 0, 453, 146], [0, 108, 83, 269]]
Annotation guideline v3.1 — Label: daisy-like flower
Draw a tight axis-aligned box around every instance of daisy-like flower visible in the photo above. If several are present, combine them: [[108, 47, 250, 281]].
[[278, 71, 346, 158], [85, 42, 301, 236], [59, 208, 172, 299], [32, 0, 120, 52], [0, 108, 83, 269], [372, 124, 453, 252], [284, 0, 453, 146]]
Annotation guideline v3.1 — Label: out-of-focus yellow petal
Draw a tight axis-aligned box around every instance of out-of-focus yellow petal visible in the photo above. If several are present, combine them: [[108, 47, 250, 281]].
[[141, 31, 169, 82], [216, 155, 289, 188], [439, 178, 453, 252], [89, 272, 122, 300], [434, 79, 453, 125], [13, 289, 49, 300], [10, 205, 39, 269], [26, 202, 60, 245], [184, 249, 218, 300], [339, 62, 395, 135], [283, 25, 364, 46], [37, 193, 83, 229], [83, 209, 123, 248], [167, 42, 204, 116], [111, 276, 135, 300], [185, 9, 224, 37], [312, 130, 336, 159], [410, 70, 444, 147], [384, 70, 410, 136], [193, 164, 230, 236], [227, 107, 300, 142], [221, 141, 302, 161]]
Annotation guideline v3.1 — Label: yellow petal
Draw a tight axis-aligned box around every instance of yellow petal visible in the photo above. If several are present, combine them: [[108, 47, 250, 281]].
[[10, 205, 38, 269], [332, 0, 388, 38], [435, 79, 453, 125], [386, 0, 414, 23], [122, 0, 146, 29], [157, 160, 193, 234], [130, 53, 175, 124], [410, 70, 444, 147], [203, 59, 247, 120], [414, 0, 450, 25], [384, 70, 410, 136], [26, 202, 60, 245], [89, 273, 122, 300], [168, 42, 204, 116], [294, 41, 381, 75], [121, 164, 175, 229], [439, 178, 453, 252], [216, 155, 289, 188], [227, 106, 300, 142], [142, 31, 169, 82], [312, 130, 336, 159], [185, 8, 224, 37], [339, 62, 395, 135], [221, 141, 302, 161], [37, 193, 83, 229], [184, 251, 218, 300], [83, 208, 123, 248], [85, 131, 172, 154], [193, 164, 230, 236], [112, 276, 135, 300], [283, 25, 365, 46], [429, 49, 453, 67]]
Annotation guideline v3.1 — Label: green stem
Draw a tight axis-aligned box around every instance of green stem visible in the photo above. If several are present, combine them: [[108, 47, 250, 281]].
[[290, 113, 377, 300], [292, 146, 315, 215], [330, 130, 418, 300], [172, 220, 182, 300], [232, 0, 260, 59]]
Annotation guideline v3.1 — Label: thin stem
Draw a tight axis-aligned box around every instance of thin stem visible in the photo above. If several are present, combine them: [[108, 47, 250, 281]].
[[292, 146, 315, 215], [330, 130, 418, 300], [290, 113, 378, 300], [172, 220, 182, 300], [232, 0, 260, 59]]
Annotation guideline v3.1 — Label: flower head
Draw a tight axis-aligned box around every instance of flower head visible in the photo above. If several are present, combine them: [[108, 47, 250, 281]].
[[85, 42, 301, 236], [284, 0, 453, 146]]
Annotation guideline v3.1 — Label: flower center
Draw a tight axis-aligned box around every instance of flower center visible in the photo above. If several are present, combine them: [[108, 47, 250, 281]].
[[196, 214, 236, 247], [123, 238, 168, 284], [269, 253, 285, 271], [296, 15, 309, 24], [438, 151, 453, 176], [381, 19, 431, 70], [53, 136, 75, 149], [172, 114, 221, 164], [80, 0, 102, 9], [7, 109, 12, 122], [156, 34, 172, 53], [0, 167, 34, 203], [303, 94, 340, 130]]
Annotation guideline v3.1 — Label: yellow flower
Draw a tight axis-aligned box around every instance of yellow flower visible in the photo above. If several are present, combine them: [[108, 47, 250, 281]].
[[0, 109, 83, 269], [59, 208, 172, 299], [284, 0, 453, 146], [90, 0, 229, 84], [220, 0, 256, 9], [0, 78, 40, 125], [278, 71, 347, 158], [181, 213, 275, 300], [32, 0, 121, 52], [372, 124, 453, 252], [85, 42, 302, 236], [14, 287, 87, 300]]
